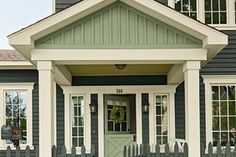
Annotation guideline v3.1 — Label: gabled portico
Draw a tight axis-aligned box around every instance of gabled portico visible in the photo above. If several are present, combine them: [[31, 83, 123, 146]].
[[8, 0, 228, 157]]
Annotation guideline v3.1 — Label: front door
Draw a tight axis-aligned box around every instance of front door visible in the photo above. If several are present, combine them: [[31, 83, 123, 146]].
[[104, 95, 136, 157]]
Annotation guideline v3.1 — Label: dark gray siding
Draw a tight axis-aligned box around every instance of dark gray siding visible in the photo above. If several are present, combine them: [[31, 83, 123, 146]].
[[142, 93, 149, 144], [175, 82, 185, 139], [91, 94, 98, 157], [56, 85, 65, 149], [55, 0, 82, 12], [0, 70, 38, 156], [155, 0, 168, 5], [175, 78, 206, 146], [201, 30, 236, 75]]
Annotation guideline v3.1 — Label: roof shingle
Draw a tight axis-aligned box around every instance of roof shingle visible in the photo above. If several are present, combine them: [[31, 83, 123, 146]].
[[0, 49, 26, 61]]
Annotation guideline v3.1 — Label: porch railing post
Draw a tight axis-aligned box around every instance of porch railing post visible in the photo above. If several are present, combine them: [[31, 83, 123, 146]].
[[6, 146, 11, 157]]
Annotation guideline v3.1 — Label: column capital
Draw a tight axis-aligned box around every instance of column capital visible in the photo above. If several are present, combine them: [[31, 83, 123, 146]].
[[37, 61, 55, 72], [183, 61, 201, 72]]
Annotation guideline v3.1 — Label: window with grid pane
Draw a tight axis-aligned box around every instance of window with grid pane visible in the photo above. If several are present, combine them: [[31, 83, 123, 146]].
[[4, 90, 27, 144], [205, 0, 227, 24], [156, 95, 168, 145], [175, 0, 197, 19], [72, 95, 84, 147], [211, 85, 236, 146]]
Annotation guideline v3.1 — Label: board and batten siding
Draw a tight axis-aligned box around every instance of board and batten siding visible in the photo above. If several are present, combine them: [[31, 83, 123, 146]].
[[0, 70, 38, 157], [36, 2, 202, 49]]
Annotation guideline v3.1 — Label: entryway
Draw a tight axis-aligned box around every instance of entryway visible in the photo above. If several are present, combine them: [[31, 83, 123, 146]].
[[104, 94, 136, 157]]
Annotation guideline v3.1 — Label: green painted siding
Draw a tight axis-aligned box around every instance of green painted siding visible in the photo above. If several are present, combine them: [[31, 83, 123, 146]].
[[36, 2, 202, 49]]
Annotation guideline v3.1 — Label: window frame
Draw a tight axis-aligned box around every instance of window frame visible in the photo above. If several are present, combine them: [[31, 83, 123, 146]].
[[154, 94, 169, 145], [174, 0, 198, 19], [63, 90, 91, 154], [0, 83, 34, 150], [71, 95, 85, 148], [203, 75, 236, 148], [169, 0, 236, 28], [149, 87, 176, 152], [204, 0, 228, 25]]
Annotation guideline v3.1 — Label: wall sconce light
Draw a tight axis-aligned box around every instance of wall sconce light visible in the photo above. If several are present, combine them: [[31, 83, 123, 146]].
[[89, 103, 97, 114], [142, 103, 150, 113], [115, 64, 127, 70]]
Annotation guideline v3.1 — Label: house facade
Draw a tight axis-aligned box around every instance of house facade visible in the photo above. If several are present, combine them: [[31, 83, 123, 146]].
[[1, 0, 236, 157]]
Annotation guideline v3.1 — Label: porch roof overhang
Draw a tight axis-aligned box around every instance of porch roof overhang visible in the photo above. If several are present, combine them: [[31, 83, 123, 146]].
[[8, 0, 228, 61]]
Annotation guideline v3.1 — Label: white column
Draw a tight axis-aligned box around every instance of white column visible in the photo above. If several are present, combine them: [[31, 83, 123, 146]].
[[183, 61, 201, 157], [38, 61, 55, 157]]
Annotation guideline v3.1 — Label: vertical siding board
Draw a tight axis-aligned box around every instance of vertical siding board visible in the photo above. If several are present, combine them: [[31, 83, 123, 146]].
[[146, 20, 155, 44], [103, 11, 110, 44], [137, 16, 145, 44], [120, 6, 127, 44], [111, 7, 119, 44], [84, 20, 92, 44], [37, 2, 202, 48], [6, 146, 11, 157], [94, 15, 101, 44], [74, 25, 81, 44]]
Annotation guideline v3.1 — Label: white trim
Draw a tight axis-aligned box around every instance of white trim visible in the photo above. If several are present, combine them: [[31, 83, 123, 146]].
[[211, 25, 236, 30], [52, 0, 56, 13], [136, 93, 142, 144], [0, 83, 34, 150], [149, 86, 177, 152], [62, 85, 177, 156], [54, 65, 72, 86], [9, 0, 227, 61], [168, 0, 175, 8], [184, 61, 201, 157], [53, 81, 57, 146], [38, 61, 55, 157], [202, 75, 236, 147], [63, 90, 91, 154], [167, 64, 184, 84], [31, 49, 208, 63], [198, 0, 205, 23], [0, 61, 35, 69], [98, 93, 104, 157]]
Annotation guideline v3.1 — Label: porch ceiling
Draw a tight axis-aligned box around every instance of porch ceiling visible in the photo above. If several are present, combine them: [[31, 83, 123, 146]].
[[66, 64, 172, 76]]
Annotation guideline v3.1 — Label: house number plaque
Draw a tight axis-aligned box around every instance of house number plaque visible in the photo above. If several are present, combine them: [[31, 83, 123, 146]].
[[116, 89, 123, 94]]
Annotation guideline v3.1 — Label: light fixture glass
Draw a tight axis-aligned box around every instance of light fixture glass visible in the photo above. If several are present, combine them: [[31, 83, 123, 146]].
[[115, 64, 127, 70], [89, 103, 97, 113], [142, 103, 150, 113]]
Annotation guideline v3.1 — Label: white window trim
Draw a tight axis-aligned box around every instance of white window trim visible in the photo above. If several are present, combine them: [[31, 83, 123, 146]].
[[149, 87, 176, 152], [203, 75, 236, 148], [62, 85, 177, 157], [0, 83, 34, 150], [63, 89, 91, 155], [169, 0, 236, 28]]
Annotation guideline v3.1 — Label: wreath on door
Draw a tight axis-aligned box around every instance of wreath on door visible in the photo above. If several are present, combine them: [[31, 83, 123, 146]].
[[110, 106, 125, 124]]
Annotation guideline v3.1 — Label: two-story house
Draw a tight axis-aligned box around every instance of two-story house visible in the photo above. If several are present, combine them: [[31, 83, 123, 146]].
[[0, 0, 235, 157]]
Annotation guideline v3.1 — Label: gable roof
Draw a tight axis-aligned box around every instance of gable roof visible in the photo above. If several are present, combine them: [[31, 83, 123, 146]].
[[8, 0, 228, 61]]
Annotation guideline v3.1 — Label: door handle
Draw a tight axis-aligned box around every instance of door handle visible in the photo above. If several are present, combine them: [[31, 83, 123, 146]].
[[133, 134, 136, 142]]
